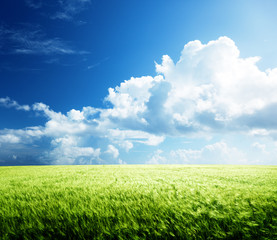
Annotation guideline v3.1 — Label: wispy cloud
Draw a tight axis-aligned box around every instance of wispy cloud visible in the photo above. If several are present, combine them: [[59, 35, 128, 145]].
[[25, 0, 91, 21], [24, 0, 42, 9], [10, 29, 75, 55], [87, 57, 110, 70], [24, 0, 91, 22], [51, 0, 91, 21], [0, 26, 88, 55]]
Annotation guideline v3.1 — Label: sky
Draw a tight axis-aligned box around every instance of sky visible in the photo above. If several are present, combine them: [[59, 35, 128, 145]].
[[1, 0, 277, 165]]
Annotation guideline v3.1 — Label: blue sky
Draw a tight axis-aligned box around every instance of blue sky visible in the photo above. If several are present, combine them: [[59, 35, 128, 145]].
[[1, 0, 277, 165]]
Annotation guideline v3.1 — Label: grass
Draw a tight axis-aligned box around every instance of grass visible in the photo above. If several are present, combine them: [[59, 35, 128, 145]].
[[0, 165, 276, 239]]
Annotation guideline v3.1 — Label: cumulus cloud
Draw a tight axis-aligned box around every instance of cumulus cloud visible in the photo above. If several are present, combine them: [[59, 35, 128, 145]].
[[155, 37, 277, 131], [2, 36, 277, 165], [33, 102, 90, 137], [67, 109, 85, 121], [0, 127, 44, 145], [106, 145, 119, 159], [103, 36, 277, 139], [104, 75, 163, 122], [0, 99, 163, 164], [0, 134, 21, 144], [48, 135, 100, 165], [118, 140, 133, 152], [0, 97, 30, 111]]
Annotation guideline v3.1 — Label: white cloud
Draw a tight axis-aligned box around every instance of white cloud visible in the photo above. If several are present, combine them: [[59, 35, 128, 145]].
[[0, 134, 21, 144], [0, 127, 44, 145], [170, 149, 201, 164], [118, 159, 127, 165], [49, 135, 100, 165], [1, 26, 87, 55], [252, 142, 267, 153], [67, 109, 85, 121], [2, 36, 277, 165], [155, 37, 277, 127], [0, 97, 30, 111], [146, 149, 167, 164], [2, 100, 163, 163], [107, 129, 165, 146], [106, 144, 119, 159], [51, 0, 91, 21], [118, 140, 133, 152], [33, 102, 89, 137], [144, 141, 252, 165], [104, 75, 163, 121], [249, 128, 270, 137], [169, 141, 247, 165], [24, 0, 91, 21], [102, 36, 277, 137], [11, 31, 76, 55]]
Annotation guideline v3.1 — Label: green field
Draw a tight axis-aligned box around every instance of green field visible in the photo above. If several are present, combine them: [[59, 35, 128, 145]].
[[0, 165, 276, 239]]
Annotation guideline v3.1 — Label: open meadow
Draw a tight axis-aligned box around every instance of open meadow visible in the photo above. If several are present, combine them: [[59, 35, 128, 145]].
[[0, 165, 276, 239]]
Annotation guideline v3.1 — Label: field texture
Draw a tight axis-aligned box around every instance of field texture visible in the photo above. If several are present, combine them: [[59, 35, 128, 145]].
[[0, 165, 276, 239]]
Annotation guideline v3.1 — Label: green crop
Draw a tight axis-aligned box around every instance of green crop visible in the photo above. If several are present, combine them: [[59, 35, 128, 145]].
[[0, 165, 276, 239]]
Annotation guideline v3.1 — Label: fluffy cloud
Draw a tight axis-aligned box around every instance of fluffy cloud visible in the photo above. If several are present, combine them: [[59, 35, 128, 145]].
[[101, 36, 277, 137], [1, 36, 277, 165], [0, 127, 44, 144], [67, 109, 85, 121], [1, 101, 163, 164], [106, 145, 119, 159], [103, 76, 163, 125], [155, 37, 277, 132], [48, 136, 100, 165], [0, 134, 21, 144], [0, 97, 30, 111]]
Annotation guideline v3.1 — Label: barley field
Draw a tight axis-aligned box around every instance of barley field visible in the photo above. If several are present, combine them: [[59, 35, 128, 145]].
[[0, 165, 276, 239]]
